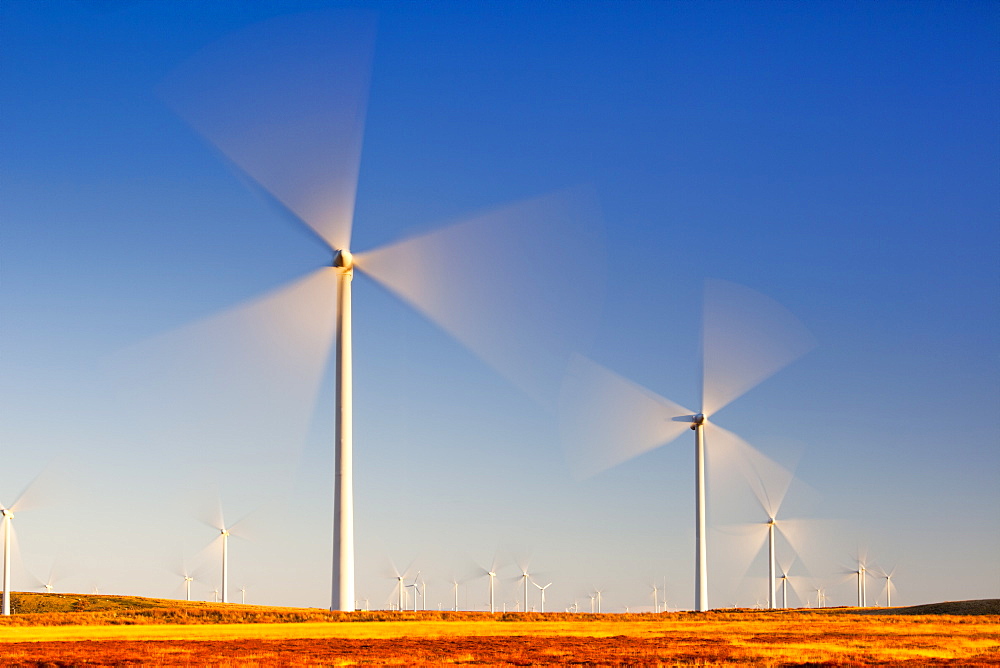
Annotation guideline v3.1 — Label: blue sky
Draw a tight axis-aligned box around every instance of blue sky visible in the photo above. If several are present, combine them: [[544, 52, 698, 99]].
[[2, 0, 997, 612]]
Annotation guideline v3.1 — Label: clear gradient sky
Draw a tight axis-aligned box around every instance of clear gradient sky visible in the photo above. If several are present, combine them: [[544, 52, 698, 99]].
[[2, 0, 998, 612]]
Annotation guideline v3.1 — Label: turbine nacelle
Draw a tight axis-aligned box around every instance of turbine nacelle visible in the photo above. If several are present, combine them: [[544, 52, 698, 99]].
[[689, 413, 706, 430], [0, 509, 11, 519], [333, 249, 354, 270]]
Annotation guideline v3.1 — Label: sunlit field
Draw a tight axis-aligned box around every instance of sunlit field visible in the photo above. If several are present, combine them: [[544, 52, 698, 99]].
[[0, 594, 997, 665]]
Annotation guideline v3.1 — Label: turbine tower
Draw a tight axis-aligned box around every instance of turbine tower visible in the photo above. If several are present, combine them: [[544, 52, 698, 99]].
[[488, 570, 497, 613], [560, 280, 815, 611], [1, 507, 12, 616], [220, 527, 231, 604], [767, 518, 776, 609], [160, 11, 603, 613], [184, 575, 194, 602]]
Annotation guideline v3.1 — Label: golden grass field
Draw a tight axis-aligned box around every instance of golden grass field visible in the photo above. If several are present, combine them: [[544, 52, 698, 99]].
[[0, 593, 997, 666]]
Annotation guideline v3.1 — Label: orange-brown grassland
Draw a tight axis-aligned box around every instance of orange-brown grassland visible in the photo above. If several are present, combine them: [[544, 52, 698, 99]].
[[0, 593, 997, 666]]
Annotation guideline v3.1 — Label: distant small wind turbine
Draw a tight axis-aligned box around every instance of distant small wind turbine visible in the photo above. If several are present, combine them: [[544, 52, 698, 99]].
[[183, 575, 194, 602], [487, 570, 497, 613], [588, 594, 595, 613], [240, 585, 246, 605], [405, 572, 421, 612], [876, 565, 897, 608], [450, 578, 459, 612], [533, 581, 552, 613], [595, 589, 603, 614], [519, 568, 531, 614], [211, 588, 219, 603], [857, 560, 868, 607], [651, 583, 659, 613]]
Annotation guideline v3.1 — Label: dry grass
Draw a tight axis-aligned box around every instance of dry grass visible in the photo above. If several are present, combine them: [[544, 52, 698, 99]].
[[0, 593, 997, 665]]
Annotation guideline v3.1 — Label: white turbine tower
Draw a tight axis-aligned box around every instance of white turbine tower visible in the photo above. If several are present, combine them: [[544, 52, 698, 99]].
[[857, 561, 868, 608], [159, 10, 604, 613], [533, 581, 552, 613], [1, 506, 13, 616], [560, 280, 814, 611], [184, 575, 194, 602], [487, 570, 497, 614]]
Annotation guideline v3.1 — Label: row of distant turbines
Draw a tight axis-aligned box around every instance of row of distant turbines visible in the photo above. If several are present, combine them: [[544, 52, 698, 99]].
[[0, 488, 898, 614]]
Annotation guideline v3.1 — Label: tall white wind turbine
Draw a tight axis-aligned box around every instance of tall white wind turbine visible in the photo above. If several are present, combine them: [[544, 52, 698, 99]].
[[1, 474, 49, 616], [560, 280, 815, 611], [159, 10, 604, 613]]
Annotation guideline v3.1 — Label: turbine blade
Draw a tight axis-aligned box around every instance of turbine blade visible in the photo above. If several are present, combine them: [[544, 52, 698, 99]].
[[558, 355, 693, 479], [100, 270, 338, 474], [701, 279, 816, 417], [9, 463, 71, 513], [706, 424, 794, 519], [354, 189, 605, 408], [157, 10, 375, 251]]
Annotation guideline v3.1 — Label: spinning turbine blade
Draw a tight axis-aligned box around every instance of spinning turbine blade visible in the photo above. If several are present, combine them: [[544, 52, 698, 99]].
[[355, 190, 605, 407], [558, 355, 693, 478], [701, 279, 816, 417], [705, 425, 794, 520], [104, 270, 338, 466], [158, 11, 375, 251]]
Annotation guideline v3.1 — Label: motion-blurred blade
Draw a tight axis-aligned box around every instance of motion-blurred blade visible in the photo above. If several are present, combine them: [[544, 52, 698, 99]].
[[355, 189, 605, 408], [157, 11, 375, 251], [712, 521, 769, 588], [102, 270, 338, 471], [701, 279, 816, 417], [559, 355, 693, 479], [704, 424, 794, 519]]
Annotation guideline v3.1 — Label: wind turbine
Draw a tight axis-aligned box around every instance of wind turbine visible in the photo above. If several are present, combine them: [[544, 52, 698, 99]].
[[240, 585, 246, 605], [159, 10, 604, 613], [651, 583, 659, 613], [519, 567, 531, 614], [857, 561, 868, 607], [533, 581, 552, 613], [405, 572, 421, 612], [560, 280, 814, 611], [876, 566, 897, 608], [594, 589, 604, 614], [487, 569, 497, 613], [183, 575, 194, 602], [450, 578, 459, 612]]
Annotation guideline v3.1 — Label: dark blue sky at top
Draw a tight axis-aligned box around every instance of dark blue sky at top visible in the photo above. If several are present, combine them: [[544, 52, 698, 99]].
[[1, 1, 997, 609]]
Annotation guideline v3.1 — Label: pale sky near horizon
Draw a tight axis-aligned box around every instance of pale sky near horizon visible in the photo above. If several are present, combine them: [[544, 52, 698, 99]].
[[2, 0, 997, 612]]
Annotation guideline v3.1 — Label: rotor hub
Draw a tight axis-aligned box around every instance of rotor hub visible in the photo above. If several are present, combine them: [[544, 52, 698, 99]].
[[690, 413, 706, 430], [333, 249, 354, 269]]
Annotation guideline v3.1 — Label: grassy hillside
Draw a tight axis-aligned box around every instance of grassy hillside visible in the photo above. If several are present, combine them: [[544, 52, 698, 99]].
[[3, 592, 998, 627]]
